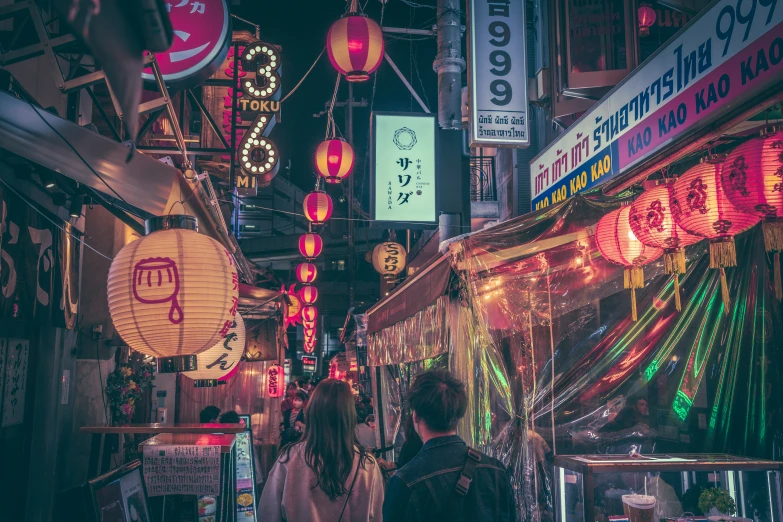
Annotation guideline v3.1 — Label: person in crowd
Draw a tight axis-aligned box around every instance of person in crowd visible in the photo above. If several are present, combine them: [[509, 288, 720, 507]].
[[304, 381, 315, 394], [260, 379, 385, 522], [280, 390, 308, 447], [356, 413, 377, 451], [281, 382, 299, 411], [396, 414, 423, 469], [383, 369, 516, 522], [199, 405, 220, 423], [219, 410, 241, 424], [600, 397, 650, 432]]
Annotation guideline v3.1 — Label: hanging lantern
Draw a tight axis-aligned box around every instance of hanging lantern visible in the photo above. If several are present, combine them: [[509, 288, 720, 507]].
[[629, 184, 702, 311], [300, 285, 318, 305], [722, 129, 783, 300], [281, 284, 302, 326], [671, 158, 761, 312], [108, 216, 239, 358], [638, 3, 656, 37], [303, 190, 333, 225], [315, 138, 354, 184], [302, 305, 318, 322], [299, 233, 324, 260], [267, 364, 285, 398], [296, 262, 318, 284], [171, 315, 247, 387], [596, 206, 664, 321], [302, 316, 316, 329], [371, 242, 407, 279], [326, 13, 384, 82], [303, 326, 316, 339]]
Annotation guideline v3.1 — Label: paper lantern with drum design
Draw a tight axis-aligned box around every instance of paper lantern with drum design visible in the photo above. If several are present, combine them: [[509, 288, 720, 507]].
[[180, 315, 246, 386], [299, 233, 323, 260], [302, 305, 318, 322], [316, 138, 354, 184], [327, 13, 384, 82], [303, 190, 333, 225], [281, 284, 301, 327], [300, 285, 318, 305], [296, 262, 318, 284], [596, 206, 663, 321], [671, 158, 760, 311], [108, 216, 239, 358], [372, 242, 407, 279], [723, 129, 783, 300], [629, 183, 702, 311]]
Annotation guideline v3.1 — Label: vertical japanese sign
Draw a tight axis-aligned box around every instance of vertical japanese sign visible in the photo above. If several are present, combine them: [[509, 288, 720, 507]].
[[468, 0, 529, 147], [2, 339, 29, 427], [371, 113, 437, 226], [142, 444, 221, 496]]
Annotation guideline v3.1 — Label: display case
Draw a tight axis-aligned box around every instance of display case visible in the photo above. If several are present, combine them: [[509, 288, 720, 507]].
[[554, 454, 783, 522]]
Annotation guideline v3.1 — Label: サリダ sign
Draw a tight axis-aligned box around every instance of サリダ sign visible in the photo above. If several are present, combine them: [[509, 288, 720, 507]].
[[531, 0, 783, 210]]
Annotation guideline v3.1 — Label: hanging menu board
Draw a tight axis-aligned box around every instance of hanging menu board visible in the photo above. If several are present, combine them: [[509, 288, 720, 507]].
[[142, 445, 221, 496], [2, 339, 29, 427], [235, 415, 257, 521]]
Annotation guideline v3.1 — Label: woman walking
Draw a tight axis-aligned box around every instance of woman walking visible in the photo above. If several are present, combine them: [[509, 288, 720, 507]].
[[260, 379, 384, 521], [280, 390, 308, 447]]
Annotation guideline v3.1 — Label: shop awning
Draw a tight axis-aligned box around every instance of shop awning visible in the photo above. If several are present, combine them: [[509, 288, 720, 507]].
[[366, 253, 452, 334]]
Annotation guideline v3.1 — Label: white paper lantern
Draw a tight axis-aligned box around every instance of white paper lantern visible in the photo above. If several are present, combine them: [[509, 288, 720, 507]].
[[181, 314, 246, 384]]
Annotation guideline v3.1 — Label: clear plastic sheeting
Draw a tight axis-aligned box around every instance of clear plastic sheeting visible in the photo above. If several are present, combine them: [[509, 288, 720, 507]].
[[367, 295, 449, 366], [446, 192, 783, 522]]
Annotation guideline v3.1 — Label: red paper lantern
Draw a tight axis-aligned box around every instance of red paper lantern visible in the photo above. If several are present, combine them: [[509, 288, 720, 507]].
[[596, 206, 663, 321], [302, 306, 318, 322], [302, 317, 316, 329], [300, 285, 318, 305], [315, 138, 354, 184], [629, 183, 702, 311], [296, 262, 318, 284], [267, 364, 284, 398], [304, 337, 316, 354], [303, 326, 316, 338], [638, 3, 656, 37], [303, 190, 333, 225], [299, 233, 324, 260], [671, 158, 760, 311], [722, 129, 783, 299], [327, 13, 384, 82]]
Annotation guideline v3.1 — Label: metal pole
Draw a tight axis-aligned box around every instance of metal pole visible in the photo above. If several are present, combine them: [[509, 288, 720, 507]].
[[433, 0, 465, 129], [347, 82, 355, 309]]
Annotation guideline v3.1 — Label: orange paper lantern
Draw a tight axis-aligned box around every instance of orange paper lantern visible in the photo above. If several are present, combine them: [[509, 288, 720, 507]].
[[302, 305, 318, 322], [296, 262, 318, 284], [300, 285, 318, 305], [108, 216, 239, 358], [316, 138, 354, 184], [299, 233, 324, 260], [303, 190, 333, 225], [267, 364, 285, 398], [327, 13, 384, 82]]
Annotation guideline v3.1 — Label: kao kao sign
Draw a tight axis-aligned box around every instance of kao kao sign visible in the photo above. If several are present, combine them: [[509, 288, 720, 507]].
[[267, 364, 285, 398]]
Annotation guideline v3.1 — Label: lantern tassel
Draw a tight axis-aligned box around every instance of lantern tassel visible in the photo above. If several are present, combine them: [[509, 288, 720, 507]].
[[762, 221, 783, 252], [774, 252, 782, 301], [673, 274, 682, 312], [709, 239, 737, 269], [630, 287, 638, 322], [623, 266, 645, 289], [719, 268, 730, 315], [664, 249, 687, 275]]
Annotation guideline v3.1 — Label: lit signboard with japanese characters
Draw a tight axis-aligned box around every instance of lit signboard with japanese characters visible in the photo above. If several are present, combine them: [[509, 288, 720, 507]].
[[371, 113, 437, 227]]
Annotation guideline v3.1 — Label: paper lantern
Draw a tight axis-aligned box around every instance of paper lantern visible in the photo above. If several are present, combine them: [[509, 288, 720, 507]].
[[372, 242, 407, 279], [299, 233, 324, 260], [316, 138, 354, 184], [638, 3, 656, 37], [596, 206, 663, 321], [303, 326, 316, 338], [327, 13, 384, 82], [300, 285, 318, 305], [296, 262, 318, 284], [671, 158, 760, 311], [629, 183, 702, 311], [303, 190, 333, 225], [267, 364, 285, 398], [281, 284, 301, 327], [302, 317, 316, 329], [178, 314, 246, 387], [108, 216, 239, 358], [302, 305, 318, 322], [304, 339, 316, 354], [723, 129, 783, 299]]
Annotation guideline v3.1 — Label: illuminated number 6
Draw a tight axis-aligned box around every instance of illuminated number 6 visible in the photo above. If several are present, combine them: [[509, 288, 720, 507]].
[[238, 114, 280, 183], [240, 41, 281, 99]]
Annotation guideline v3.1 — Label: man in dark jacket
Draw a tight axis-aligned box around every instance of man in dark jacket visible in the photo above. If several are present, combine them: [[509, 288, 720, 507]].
[[383, 369, 517, 522]]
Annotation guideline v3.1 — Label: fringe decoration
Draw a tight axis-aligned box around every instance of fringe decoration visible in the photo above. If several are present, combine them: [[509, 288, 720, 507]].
[[719, 268, 730, 315], [664, 249, 687, 275], [630, 287, 638, 322], [624, 266, 645, 289], [762, 221, 783, 252], [774, 252, 782, 301], [709, 239, 737, 269], [673, 274, 682, 312]]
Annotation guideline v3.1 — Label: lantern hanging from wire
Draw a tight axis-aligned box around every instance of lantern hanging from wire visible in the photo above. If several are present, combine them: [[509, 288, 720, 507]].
[[296, 262, 318, 284], [304, 330, 316, 346], [371, 242, 407, 279], [629, 183, 702, 311], [299, 233, 324, 260], [316, 138, 354, 184], [326, 10, 384, 82], [178, 314, 246, 387], [267, 364, 285, 398], [304, 337, 316, 354], [303, 326, 316, 339], [107, 216, 239, 358], [638, 3, 656, 37], [300, 285, 318, 305], [302, 305, 318, 323], [302, 316, 316, 329], [596, 206, 663, 321], [303, 190, 333, 225], [671, 157, 760, 312], [722, 129, 783, 300]]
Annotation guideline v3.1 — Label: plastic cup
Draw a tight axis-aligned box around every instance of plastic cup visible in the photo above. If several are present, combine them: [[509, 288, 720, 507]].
[[622, 494, 656, 522]]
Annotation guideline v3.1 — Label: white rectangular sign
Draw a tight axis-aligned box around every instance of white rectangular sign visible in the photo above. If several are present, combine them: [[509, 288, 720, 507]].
[[530, 0, 783, 210], [143, 444, 221, 497], [2, 339, 29, 427], [468, 0, 530, 147], [372, 113, 437, 226]]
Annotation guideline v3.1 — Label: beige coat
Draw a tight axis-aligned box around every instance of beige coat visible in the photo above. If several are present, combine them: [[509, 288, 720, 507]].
[[258, 444, 384, 522]]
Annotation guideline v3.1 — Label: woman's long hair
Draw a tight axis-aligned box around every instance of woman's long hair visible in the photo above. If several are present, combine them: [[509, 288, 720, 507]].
[[281, 379, 368, 500]]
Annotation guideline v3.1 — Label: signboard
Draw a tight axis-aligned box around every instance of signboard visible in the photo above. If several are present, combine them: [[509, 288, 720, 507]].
[[302, 355, 317, 373], [468, 0, 530, 147], [142, 444, 221, 496], [2, 339, 28, 427], [531, 0, 783, 210], [266, 364, 284, 398], [234, 421, 257, 520], [371, 113, 438, 226], [142, 0, 232, 87]]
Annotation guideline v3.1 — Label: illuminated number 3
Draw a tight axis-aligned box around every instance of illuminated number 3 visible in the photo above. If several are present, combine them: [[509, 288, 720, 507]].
[[240, 42, 280, 99]]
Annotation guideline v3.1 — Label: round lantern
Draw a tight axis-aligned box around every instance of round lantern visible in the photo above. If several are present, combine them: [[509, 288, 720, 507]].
[[175, 314, 246, 387], [372, 242, 407, 279], [596, 206, 663, 321], [267, 364, 285, 398], [304, 339, 316, 354], [303, 190, 333, 225], [107, 216, 239, 358], [671, 158, 760, 311], [296, 262, 318, 284], [722, 129, 783, 300], [302, 305, 318, 322], [300, 285, 318, 305], [299, 233, 324, 260], [303, 326, 316, 339], [302, 317, 316, 329], [315, 138, 354, 184], [638, 3, 656, 37], [327, 13, 384, 82], [629, 183, 702, 311]]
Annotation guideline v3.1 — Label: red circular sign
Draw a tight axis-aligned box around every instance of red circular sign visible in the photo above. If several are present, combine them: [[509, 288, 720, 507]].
[[143, 0, 231, 86]]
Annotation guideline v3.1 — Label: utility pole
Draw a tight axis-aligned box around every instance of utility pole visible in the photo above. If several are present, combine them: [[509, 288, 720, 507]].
[[433, 0, 465, 130]]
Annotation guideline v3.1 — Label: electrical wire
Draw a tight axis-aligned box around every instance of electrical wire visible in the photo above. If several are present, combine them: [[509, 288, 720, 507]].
[[280, 47, 326, 103]]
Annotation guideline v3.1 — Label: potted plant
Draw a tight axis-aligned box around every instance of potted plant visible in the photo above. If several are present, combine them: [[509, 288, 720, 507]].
[[698, 487, 737, 518], [105, 362, 155, 425]]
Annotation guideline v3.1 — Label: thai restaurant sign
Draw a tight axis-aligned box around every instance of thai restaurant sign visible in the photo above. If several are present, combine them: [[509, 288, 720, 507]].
[[531, 0, 783, 210], [467, 0, 530, 147]]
